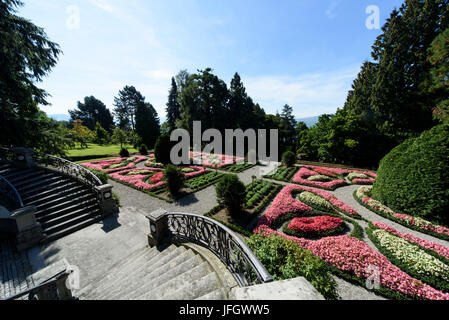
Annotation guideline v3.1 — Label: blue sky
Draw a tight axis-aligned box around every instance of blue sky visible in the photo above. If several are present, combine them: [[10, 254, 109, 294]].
[[19, 0, 404, 120]]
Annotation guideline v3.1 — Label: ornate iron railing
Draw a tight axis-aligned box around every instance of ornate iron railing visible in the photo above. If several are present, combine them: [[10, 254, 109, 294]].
[[165, 212, 272, 287], [32, 151, 102, 190], [0, 175, 23, 208], [1, 270, 72, 300]]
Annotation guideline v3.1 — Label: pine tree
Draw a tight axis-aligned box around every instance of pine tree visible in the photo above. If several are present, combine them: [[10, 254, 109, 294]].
[[166, 77, 180, 129], [113, 86, 145, 131], [69, 96, 114, 132]]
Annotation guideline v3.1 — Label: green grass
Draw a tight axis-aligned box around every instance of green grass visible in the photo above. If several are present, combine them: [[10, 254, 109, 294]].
[[65, 143, 139, 160]]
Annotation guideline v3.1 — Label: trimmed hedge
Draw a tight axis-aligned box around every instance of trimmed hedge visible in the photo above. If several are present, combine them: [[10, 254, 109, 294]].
[[371, 124, 449, 226]]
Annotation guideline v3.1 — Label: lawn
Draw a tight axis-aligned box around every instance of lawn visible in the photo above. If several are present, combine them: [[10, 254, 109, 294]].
[[65, 143, 139, 161]]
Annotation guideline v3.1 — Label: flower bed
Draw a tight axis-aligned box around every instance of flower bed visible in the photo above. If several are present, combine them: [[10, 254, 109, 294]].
[[367, 228, 449, 293], [189, 151, 244, 168], [183, 170, 225, 192], [264, 166, 298, 182], [371, 222, 449, 263], [355, 186, 449, 240], [291, 167, 347, 190], [109, 166, 207, 192], [81, 156, 147, 173], [285, 216, 345, 239], [254, 225, 449, 300]]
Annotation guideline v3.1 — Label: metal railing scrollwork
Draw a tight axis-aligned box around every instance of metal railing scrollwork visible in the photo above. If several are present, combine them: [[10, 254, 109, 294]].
[[165, 212, 272, 287], [32, 151, 102, 190], [0, 175, 23, 208]]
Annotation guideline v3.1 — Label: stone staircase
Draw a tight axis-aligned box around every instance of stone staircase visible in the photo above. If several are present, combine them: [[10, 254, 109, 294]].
[[78, 244, 231, 300], [0, 162, 102, 243]]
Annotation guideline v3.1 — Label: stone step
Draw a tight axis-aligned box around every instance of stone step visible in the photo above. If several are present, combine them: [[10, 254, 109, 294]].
[[42, 207, 100, 235], [16, 175, 62, 193], [195, 288, 227, 300], [41, 214, 103, 244], [36, 197, 97, 222], [82, 245, 178, 299], [96, 246, 189, 300], [76, 245, 155, 298], [0, 168, 26, 178], [145, 266, 220, 300], [3, 169, 43, 182], [111, 249, 201, 300], [12, 172, 55, 187], [20, 178, 70, 197], [31, 187, 90, 210], [22, 181, 80, 203]]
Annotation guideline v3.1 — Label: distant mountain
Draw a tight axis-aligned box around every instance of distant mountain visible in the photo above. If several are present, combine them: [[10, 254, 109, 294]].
[[296, 116, 320, 128], [48, 114, 70, 122]]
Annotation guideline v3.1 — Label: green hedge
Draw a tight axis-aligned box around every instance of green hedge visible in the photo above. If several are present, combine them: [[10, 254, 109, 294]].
[[371, 124, 449, 226]]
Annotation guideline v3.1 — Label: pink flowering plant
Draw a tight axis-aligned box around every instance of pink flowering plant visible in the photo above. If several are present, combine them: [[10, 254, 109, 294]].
[[285, 216, 345, 239], [355, 186, 449, 240], [291, 167, 347, 190], [81, 156, 147, 173], [189, 151, 244, 168]]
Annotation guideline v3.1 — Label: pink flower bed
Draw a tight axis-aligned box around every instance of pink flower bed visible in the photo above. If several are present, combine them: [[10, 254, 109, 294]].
[[288, 216, 343, 234], [371, 222, 449, 260], [81, 156, 147, 173], [392, 214, 449, 237], [256, 184, 359, 229], [189, 151, 244, 168], [108, 166, 207, 191], [306, 165, 377, 178], [254, 225, 449, 300], [352, 178, 375, 184], [292, 167, 347, 190]]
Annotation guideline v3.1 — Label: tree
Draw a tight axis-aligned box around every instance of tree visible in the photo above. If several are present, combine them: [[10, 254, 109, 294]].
[[279, 104, 297, 152], [94, 122, 110, 145], [72, 119, 93, 148], [135, 101, 160, 149], [112, 127, 128, 149], [166, 77, 180, 130], [216, 175, 246, 215], [164, 164, 185, 196], [227, 72, 256, 129], [427, 28, 449, 123], [154, 134, 173, 164], [69, 96, 114, 132], [0, 0, 62, 150], [113, 86, 145, 131]]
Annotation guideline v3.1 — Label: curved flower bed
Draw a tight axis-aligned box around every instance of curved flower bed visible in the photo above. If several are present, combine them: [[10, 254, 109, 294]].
[[355, 186, 449, 240], [109, 166, 207, 191], [254, 225, 449, 300], [285, 216, 345, 239], [189, 151, 244, 168], [371, 222, 449, 261], [292, 167, 347, 190], [368, 228, 449, 292], [307, 165, 377, 178], [81, 156, 147, 173]]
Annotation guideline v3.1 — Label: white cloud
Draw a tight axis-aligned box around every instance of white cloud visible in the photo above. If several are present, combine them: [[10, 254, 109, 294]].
[[243, 65, 359, 118]]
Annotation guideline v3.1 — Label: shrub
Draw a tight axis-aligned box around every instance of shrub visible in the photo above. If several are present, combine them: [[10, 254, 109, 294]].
[[138, 144, 148, 155], [119, 148, 129, 158], [86, 168, 108, 184], [246, 234, 338, 300], [215, 174, 246, 215], [164, 164, 185, 196], [282, 151, 296, 167], [154, 134, 173, 164], [371, 124, 449, 226]]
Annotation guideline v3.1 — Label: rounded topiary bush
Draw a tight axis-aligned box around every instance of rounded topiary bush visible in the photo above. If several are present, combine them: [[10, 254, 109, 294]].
[[119, 148, 129, 158], [138, 144, 148, 155], [282, 151, 296, 167], [371, 124, 449, 225], [154, 134, 174, 164], [164, 164, 185, 196], [216, 174, 246, 215]]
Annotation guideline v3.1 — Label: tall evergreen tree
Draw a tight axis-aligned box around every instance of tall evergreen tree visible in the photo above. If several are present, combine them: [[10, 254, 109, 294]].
[[113, 86, 145, 131], [0, 0, 63, 151], [135, 101, 160, 149], [279, 104, 297, 151], [166, 77, 180, 129], [69, 96, 114, 132]]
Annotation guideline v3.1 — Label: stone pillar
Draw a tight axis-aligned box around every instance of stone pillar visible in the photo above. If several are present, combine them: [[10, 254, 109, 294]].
[[10, 206, 43, 251], [146, 209, 169, 247], [95, 184, 117, 216], [12, 147, 36, 169]]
